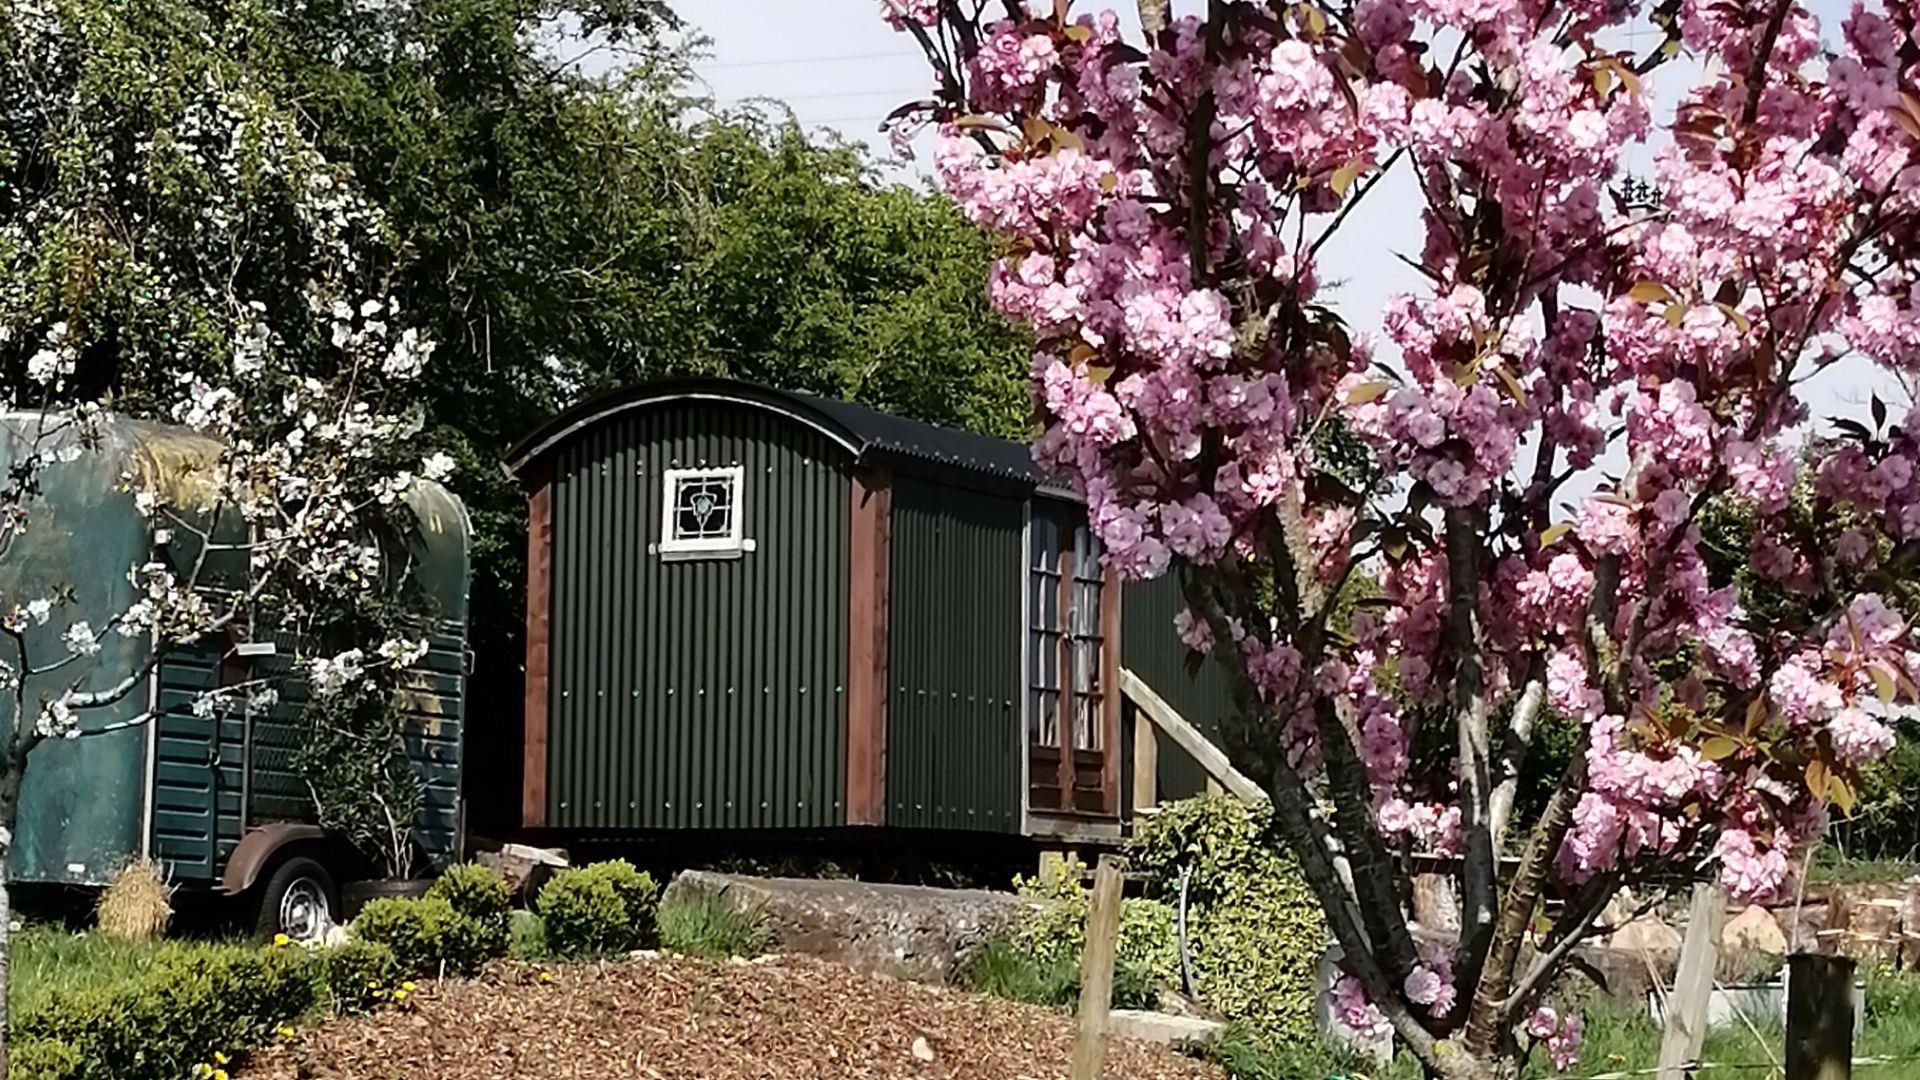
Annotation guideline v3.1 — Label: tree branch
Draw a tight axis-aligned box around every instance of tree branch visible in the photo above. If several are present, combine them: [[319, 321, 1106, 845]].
[[1447, 505, 1499, 985], [1488, 672, 1546, 851]]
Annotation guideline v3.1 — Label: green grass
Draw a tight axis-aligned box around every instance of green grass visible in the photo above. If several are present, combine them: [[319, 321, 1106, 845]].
[[10, 923, 251, 1018], [965, 936, 1160, 1012], [1211, 969, 1920, 1080], [656, 892, 771, 961]]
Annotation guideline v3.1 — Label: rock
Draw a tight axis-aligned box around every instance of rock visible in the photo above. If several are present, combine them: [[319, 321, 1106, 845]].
[[1109, 1010, 1225, 1051], [659, 871, 1028, 985], [1607, 914, 1683, 963], [910, 1036, 935, 1062], [1722, 904, 1788, 957], [475, 843, 569, 904]]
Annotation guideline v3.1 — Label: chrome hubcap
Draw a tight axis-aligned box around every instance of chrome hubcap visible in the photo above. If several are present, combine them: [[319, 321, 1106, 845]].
[[279, 877, 331, 941]]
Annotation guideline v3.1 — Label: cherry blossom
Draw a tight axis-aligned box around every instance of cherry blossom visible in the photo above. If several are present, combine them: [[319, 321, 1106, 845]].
[[885, 2, 1918, 1074]]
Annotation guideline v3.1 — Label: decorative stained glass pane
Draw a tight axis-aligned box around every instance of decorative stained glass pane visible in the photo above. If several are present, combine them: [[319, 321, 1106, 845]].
[[673, 475, 734, 541]]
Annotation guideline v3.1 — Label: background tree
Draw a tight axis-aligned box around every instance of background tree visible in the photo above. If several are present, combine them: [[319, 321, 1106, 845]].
[[885, 1, 1920, 1076], [240, 2, 1034, 800]]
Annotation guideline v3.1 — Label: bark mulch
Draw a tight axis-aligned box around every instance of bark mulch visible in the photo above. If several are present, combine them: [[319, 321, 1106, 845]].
[[240, 953, 1227, 1080]]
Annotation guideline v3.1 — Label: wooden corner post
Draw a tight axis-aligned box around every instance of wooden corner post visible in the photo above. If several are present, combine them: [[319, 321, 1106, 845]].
[[1071, 854, 1127, 1080], [846, 467, 892, 826], [521, 462, 553, 830]]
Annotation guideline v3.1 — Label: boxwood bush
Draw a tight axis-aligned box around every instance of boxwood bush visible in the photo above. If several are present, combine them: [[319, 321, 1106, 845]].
[[11, 944, 318, 1079], [321, 938, 404, 1015], [350, 864, 514, 978], [534, 860, 659, 959]]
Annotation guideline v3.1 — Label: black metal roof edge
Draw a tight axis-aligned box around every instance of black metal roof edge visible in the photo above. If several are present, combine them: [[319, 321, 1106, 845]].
[[502, 377, 1060, 494]]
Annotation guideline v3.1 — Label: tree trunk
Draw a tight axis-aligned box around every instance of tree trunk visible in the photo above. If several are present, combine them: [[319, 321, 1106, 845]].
[[1, 829, 14, 1078]]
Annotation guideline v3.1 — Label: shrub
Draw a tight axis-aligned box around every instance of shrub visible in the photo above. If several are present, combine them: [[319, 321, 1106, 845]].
[[1012, 855, 1179, 989], [351, 873, 513, 979], [11, 943, 318, 1079], [1131, 796, 1326, 1049], [321, 938, 403, 1015], [656, 891, 770, 960], [429, 863, 511, 925], [352, 895, 459, 976], [534, 860, 659, 959]]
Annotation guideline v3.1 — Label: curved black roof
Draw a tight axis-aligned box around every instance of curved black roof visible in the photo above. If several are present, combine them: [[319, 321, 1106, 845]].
[[504, 377, 1054, 491]]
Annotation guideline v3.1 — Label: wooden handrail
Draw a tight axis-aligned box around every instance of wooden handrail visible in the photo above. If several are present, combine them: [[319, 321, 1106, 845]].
[[1119, 668, 1266, 804]]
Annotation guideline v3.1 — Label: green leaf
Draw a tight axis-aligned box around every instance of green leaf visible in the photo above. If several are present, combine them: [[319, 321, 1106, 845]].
[[1539, 523, 1572, 548], [1700, 736, 1740, 761], [1626, 281, 1674, 304], [1870, 663, 1898, 704], [1344, 380, 1391, 405]]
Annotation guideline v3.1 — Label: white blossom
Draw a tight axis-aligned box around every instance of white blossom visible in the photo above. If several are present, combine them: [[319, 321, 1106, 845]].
[[420, 452, 455, 482], [60, 621, 100, 657], [377, 637, 430, 667], [307, 648, 366, 698]]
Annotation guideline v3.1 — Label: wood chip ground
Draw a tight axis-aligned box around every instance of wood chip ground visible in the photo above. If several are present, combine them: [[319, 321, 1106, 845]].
[[241, 954, 1226, 1079]]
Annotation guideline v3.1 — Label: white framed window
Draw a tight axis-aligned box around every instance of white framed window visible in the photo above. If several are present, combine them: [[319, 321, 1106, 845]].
[[658, 465, 750, 560]]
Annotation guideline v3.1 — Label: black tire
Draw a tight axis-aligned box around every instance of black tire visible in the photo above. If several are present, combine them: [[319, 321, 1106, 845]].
[[253, 856, 339, 943]]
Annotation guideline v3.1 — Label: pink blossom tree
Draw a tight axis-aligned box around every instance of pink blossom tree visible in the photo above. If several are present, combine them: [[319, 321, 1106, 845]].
[[885, 0, 1920, 1075]]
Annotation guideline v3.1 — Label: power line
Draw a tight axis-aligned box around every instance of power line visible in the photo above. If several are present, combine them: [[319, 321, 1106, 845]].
[[722, 86, 927, 105], [696, 50, 916, 71]]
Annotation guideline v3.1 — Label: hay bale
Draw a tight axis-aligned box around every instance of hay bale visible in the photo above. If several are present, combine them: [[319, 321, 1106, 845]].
[[96, 859, 174, 942]]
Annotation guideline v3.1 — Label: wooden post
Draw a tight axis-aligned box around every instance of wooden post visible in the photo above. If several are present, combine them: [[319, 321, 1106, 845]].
[[1657, 883, 1727, 1080], [1131, 707, 1158, 816], [1071, 854, 1127, 1080], [1786, 953, 1855, 1080]]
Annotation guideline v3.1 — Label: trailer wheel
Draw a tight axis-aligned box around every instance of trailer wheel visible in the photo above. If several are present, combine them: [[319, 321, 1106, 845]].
[[253, 856, 338, 943]]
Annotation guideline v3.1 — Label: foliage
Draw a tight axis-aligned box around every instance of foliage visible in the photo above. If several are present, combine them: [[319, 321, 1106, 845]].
[[297, 689, 427, 881], [964, 935, 1159, 1012], [320, 938, 403, 1016], [1131, 797, 1326, 1048], [10, 944, 317, 1079], [350, 891, 504, 979], [533, 860, 660, 959], [656, 890, 771, 961], [1010, 855, 1179, 991]]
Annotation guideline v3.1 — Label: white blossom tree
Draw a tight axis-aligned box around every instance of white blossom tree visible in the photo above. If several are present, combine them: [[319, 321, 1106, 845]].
[[0, 0, 452, 1065]]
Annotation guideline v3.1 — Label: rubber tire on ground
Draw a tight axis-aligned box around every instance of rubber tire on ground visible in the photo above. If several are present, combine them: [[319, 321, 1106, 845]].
[[252, 856, 339, 943]]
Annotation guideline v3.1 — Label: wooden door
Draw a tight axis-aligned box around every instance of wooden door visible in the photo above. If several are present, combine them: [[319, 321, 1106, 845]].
[[1027, 509, 1120, 817]]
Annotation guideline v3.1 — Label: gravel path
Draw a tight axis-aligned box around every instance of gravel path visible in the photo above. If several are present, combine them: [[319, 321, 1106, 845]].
[[241, 953, 1226, 1079]]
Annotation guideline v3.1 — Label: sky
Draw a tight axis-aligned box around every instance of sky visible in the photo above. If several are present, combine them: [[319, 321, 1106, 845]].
[[668, 0, 1898, 505]]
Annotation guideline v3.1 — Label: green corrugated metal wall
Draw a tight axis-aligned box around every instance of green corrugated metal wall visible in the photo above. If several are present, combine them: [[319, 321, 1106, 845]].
[[1121, 570, 1236, 801], [885, 476, 1023, 832], [545, 402, 850, 831]]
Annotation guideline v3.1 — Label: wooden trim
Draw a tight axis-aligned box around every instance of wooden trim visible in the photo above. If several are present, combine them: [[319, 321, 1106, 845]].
[[521, 464, 553, 829], [1055, 542, 1077, 800], [1098, 566, 1121, 815], [1119, 667, 1266, 802], [1131, 706, 1158, 816], [846, 467, 892, 826]]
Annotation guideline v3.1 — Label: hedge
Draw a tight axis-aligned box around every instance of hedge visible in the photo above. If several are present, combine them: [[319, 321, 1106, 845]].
[[10, 944, 318, 1080]]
